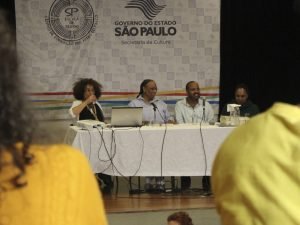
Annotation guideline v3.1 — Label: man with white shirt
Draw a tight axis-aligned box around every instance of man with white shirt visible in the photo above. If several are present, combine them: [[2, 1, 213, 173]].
[[175, 81, 214, 124], [175, 81, 215, 194]]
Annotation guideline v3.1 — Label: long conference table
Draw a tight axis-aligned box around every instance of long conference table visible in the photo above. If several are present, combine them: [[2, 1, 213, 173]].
[[65, 124, 235, 177]]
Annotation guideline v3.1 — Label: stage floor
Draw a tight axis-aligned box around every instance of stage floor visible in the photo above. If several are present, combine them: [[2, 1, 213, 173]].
[[102, 176, 215, 213], [104, 193, 219, 225], [104, 192, 215, 213]]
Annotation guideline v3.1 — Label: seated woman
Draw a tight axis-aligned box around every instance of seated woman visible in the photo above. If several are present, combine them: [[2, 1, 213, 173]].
[[129, 79, 170, 192], [69, 78, 113, 194], [69, 78, 105, 121], [129, 79, 170, 124], [221, 83, 260, 117], [0, 11, 107, 225]]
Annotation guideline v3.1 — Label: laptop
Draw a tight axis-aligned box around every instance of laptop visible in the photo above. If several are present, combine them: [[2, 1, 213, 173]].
[[110, 107, 143, 127]]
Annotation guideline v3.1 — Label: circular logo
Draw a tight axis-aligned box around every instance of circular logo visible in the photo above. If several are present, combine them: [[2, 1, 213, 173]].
[[47, 0, 96, 44]]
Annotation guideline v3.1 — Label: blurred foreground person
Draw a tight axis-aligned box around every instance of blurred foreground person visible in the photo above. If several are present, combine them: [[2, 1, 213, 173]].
[[167, 211, 194, 225], [213, 102, 300, 225], [0, 11, 108, 225]]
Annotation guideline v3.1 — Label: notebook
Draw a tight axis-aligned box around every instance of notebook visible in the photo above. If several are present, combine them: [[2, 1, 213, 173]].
[[110, 107, 143, 127]]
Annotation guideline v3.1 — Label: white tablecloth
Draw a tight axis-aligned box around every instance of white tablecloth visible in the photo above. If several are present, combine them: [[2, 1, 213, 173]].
[[65, 124, 234, 176]]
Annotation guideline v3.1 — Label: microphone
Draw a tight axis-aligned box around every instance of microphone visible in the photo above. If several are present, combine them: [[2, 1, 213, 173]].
[[151, 102, 157, 122], [202, 97, 206, 107], [151, 102, 167, 124], [151, 102, 157, 111], [202, 97, 206, 121]]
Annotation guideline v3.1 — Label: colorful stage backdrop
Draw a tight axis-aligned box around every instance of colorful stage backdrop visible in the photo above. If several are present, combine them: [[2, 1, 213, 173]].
[[15, 0, 220, 120]]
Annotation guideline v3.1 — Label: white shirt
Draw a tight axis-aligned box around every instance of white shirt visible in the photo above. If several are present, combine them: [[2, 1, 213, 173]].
[[175, 98, 214, 124], [128, 96, 170, 123]]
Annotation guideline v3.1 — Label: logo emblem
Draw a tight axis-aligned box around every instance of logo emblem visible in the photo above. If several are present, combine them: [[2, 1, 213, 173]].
[[125, 0, 166, 20], [45, 0, 97, 45]]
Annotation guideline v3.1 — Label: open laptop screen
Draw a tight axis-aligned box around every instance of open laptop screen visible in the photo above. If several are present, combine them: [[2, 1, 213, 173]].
[[111, 107, 143, 127]]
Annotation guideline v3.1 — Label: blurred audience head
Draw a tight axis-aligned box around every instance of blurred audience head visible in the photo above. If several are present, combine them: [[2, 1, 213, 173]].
[[0, 9, 34, 188], [213, 102, 300, 224], [167, 211, 193, 225], [72, 78, 102, 100]]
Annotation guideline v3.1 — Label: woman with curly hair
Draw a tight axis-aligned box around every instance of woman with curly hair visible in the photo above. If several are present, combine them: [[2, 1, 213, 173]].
[[0, 10, 108, 225], [69, 78, 105, 121], [167, 211, 194, 225], [69, 78, 113, 194]]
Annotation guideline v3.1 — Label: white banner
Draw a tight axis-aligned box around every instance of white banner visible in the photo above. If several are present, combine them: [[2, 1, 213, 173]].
[[15, 0, 220, 119]]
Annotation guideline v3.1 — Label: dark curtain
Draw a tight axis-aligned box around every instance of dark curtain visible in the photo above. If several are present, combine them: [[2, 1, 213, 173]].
[[220, 0, 300, 114], [0, 0, 16, 29]]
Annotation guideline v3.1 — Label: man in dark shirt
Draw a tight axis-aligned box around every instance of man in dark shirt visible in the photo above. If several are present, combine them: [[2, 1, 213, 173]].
[[221, 83, 259, 117]]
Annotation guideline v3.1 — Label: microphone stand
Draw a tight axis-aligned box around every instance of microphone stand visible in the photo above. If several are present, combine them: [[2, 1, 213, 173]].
[[151, 103, 167, 124], [202, 98, 206, 122], [200, 97, 210, 196], [151, 102, 168, 193], [153, 106, 157, 124]]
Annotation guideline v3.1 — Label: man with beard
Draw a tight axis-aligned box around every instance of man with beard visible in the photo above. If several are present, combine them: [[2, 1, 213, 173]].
[[221, 83, 259, 117], [175, 81, 214, 124], [175, 81, 215, 195]]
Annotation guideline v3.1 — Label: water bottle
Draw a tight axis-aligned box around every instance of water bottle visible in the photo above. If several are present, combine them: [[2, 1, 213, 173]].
[[230, 106, 240, 126], [233, 106, 240, 126]]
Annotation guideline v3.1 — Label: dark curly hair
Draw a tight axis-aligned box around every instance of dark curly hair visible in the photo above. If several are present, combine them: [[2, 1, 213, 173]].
[[0, 10, 34, 188], [167, 211, 194, 225], [136, 79, 154, 98], [72, 78, 102, 100]]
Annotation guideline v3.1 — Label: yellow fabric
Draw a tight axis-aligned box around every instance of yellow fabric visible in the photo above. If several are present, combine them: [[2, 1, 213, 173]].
[[212, 103, 300, 225], [0, 144, 108, 225]]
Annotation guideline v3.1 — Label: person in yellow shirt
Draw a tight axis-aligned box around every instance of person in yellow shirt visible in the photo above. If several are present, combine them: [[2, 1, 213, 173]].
[[212, 102, 300, 225], [0, 10, 108, 225]]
